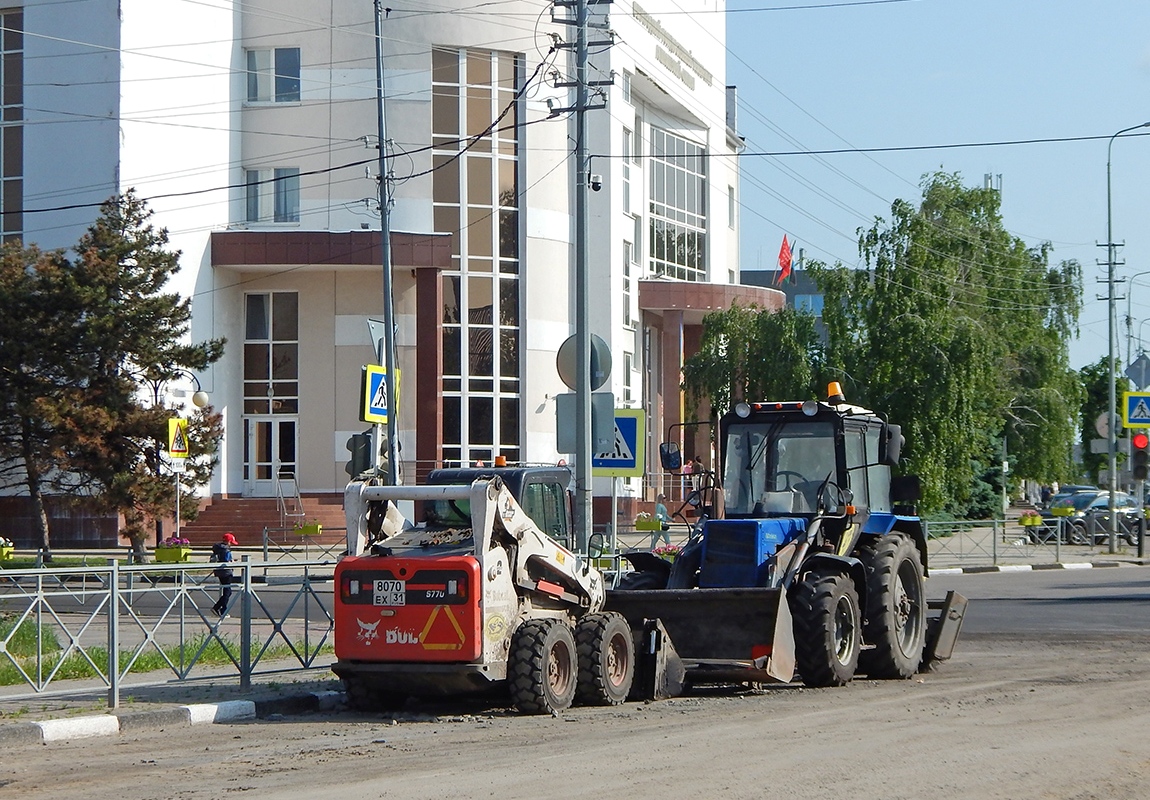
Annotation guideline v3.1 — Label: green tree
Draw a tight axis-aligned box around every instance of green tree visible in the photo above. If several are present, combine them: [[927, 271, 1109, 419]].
[[810, 172, 1082, 513], [682, 303, 823, 421], [1077, 356, 1128, 483], [0, 243, 88, 555], [0, 192, 225, 558]]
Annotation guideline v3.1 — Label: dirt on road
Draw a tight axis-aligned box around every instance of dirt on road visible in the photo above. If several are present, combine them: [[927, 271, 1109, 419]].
[[6, 633, 1150, 800]]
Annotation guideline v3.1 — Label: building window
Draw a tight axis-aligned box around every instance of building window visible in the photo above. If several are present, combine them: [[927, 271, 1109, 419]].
[[728, 185, 736, 229], [246, 48, 301, 103], [623, 352, 634, 404], [432, 47, 522, 464], [649, 127, 707, 281], [795, 294, 824, 316], [622, 128, 632, 214], [245, 168, 300, 223], [623, 242, 633, 328], [243, 292, 299, 415], [621, 71, 631, 104], [0, 9, 22, 243]]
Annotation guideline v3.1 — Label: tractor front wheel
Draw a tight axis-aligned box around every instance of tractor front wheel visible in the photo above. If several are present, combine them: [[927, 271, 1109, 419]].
[[509, 618, 578, 714], [790, 569, 861, 687]]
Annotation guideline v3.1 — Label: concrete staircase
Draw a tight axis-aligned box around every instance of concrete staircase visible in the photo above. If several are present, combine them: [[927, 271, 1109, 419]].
[[181, 494, 347, 547]]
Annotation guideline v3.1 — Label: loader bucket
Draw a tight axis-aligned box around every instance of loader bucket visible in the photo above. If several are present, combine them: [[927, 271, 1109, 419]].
[[605, 587, 796, 684]]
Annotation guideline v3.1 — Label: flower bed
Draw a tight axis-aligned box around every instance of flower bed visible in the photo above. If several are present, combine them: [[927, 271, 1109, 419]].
[[155, 536, 192, 563]]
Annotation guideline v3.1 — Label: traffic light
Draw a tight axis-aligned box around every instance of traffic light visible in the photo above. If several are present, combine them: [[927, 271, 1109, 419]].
[[344, 430, 373, 477], [1133, 431, 1150, 481]]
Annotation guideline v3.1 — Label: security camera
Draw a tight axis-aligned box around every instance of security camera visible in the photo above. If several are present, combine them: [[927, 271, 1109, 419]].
[[590, 174, 603, 192]]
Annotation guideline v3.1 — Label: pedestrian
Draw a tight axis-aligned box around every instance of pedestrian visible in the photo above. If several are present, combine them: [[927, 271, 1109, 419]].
[[690, 455, 705, 489], [652, 494, 672, 548], [211, 532, 237, 617]]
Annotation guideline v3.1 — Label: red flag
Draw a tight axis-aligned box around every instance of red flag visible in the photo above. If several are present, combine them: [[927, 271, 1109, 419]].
[[775, 235, 792, 285]]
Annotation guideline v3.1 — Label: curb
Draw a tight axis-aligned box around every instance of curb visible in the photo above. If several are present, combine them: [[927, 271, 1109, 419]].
[[3, 691, 342, 747], [931, 562, 1124, 576]]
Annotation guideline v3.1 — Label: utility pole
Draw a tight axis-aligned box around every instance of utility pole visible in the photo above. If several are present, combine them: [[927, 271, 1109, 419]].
[[1100, 122, 1150, 553], [373, 0, 400, 485], [553, 0, 612, 552]]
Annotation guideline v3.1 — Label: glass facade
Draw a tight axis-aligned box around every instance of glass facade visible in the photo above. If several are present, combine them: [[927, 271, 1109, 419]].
[[0, 9, 21, 242], [649, 128, 707, 281], [432, 47, 521, 464]]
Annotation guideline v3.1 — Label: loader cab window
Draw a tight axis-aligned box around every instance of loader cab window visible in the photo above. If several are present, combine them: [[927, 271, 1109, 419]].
[[520, 481, 570, 546], [425, 499, 471, 527], [723, 420, 837, 516]]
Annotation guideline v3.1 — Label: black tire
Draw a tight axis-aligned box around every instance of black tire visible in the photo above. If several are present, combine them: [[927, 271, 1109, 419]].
[[341, 675, 406, 712], [509, 618, 578, 714], [574, 612, 635, 706], [790, 569, 861, 687], [857, 534, 926, 679], [1125, 526, 1142, 548], [1067, 522, 1089, 545]]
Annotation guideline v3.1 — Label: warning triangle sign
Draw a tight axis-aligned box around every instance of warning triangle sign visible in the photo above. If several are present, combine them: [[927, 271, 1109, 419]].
[[595, 424, 633, 462], [1132, 399, 1150, 422], [370, 378, 388, 412], [168, 418, 189, 457]]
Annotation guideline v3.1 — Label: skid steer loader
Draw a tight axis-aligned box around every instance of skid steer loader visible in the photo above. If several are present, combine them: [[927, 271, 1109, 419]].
[[332, 476, 635, 714]]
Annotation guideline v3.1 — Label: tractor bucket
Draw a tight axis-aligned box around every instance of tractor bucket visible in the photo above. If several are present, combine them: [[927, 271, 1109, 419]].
[[605, 586, 796, 684], [921, 590, 968, 671]]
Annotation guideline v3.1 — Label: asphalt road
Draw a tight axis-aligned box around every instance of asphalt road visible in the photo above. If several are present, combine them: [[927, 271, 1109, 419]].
[[5, 566, 1150, 799], [940, 566, 1150, 634]]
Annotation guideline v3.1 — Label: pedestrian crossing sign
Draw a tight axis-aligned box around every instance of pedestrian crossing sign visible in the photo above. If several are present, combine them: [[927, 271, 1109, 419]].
[[167, 418, 189, 458], [1122, 391, 1150, 428], [361, 365, 401, 424], [592, 409, 646, 478]]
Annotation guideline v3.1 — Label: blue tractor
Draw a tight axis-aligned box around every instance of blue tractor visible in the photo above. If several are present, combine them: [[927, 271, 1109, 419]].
[[606, 383, 966, 691]]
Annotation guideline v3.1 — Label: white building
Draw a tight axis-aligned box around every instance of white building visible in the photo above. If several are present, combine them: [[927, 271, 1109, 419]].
[[11, 0, 782, 542]]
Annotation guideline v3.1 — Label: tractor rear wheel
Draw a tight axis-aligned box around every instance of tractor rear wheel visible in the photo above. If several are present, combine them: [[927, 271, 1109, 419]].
[[574, 612, 635, 705], [509, 618, 578, 714], [857, 533, 926, 678], [790, 569, 861, 687]]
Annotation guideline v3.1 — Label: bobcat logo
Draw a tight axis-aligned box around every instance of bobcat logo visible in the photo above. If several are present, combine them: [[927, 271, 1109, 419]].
[[356, 618, 380, 644]]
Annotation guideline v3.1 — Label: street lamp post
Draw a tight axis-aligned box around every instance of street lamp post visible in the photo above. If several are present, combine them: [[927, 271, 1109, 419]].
[[1125, 270, 1150, 366], [135, 369, 209, 547], [1105, 122, 1150, 554]]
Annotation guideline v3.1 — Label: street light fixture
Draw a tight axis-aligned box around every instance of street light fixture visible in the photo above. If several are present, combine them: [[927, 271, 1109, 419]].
[[1105, 121, 1150, 554]]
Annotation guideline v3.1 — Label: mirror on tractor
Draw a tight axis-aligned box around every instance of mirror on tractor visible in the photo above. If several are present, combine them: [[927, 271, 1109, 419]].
[[587, 532, 607, 558], [659, 441, 683, 471], [880, 424, 904, 466]]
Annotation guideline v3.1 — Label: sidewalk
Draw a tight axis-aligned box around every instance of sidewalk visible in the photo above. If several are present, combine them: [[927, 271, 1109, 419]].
[[0, 658, 344, 747]]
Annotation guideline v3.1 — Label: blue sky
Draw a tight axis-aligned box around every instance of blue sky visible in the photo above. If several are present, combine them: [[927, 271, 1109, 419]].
[[726, 0, 1150, 373]]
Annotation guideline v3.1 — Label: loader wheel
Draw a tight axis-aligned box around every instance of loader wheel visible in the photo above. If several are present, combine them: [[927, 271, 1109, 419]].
[[857, 533, 926, 679], [509, 618, 578, 714], [790, 569, 861, 688], [574, 612, 635, 706]]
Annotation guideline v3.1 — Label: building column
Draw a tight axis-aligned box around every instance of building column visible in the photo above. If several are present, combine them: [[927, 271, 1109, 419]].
[[414, 267, 443, 482]]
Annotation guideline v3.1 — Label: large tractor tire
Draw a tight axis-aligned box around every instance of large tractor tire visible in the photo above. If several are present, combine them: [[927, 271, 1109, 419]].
[[574, 612, 635, 706], [509, 618, 578, 714], [857, 533, 926, 678], [790, 568, 861, 687]]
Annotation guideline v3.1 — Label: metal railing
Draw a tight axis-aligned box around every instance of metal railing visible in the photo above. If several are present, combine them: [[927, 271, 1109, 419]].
[[924, 516, 1144, 568], [0, 557, 335, 708]]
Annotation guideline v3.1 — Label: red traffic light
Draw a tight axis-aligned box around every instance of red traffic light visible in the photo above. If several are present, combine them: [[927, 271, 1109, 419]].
[[1134, 432, 1150, 450]]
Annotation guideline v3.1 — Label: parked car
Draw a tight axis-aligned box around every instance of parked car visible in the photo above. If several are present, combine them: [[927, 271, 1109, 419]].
[[1043, 484, 1096, 510], [1037, 490, 1142, 546]]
